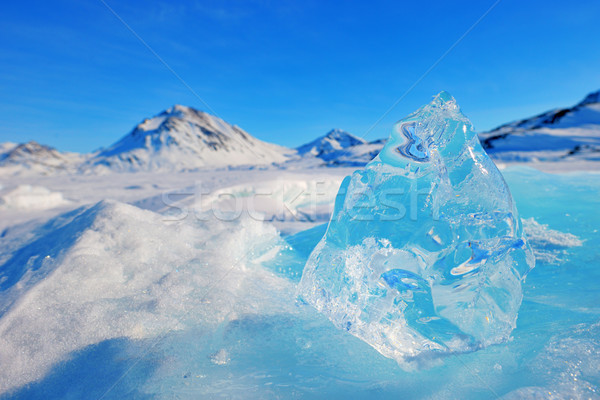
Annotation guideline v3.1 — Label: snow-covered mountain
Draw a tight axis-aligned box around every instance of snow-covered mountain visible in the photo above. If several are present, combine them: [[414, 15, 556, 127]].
[[82, 105, 291, 172], [321, 138, 386, 166], [0, 141, 83, 175], [3, 91, 600, 175], [293, 129, 385, 166], [296, 129, 366, 157], [479, 90, 600, 161]]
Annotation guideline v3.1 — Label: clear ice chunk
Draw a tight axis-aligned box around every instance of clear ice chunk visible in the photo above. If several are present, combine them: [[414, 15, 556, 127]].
[[297, 92, 535, 365]]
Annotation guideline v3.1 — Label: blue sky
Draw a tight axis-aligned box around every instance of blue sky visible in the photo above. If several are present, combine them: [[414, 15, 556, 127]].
[[1, 0, 599, 152]]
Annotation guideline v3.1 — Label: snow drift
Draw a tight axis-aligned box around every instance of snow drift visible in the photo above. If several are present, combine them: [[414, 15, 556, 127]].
[[0, 200, 293, 394]]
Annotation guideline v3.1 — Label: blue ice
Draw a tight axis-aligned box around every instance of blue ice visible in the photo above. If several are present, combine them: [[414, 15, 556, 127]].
[[297, 92, 535, 366]]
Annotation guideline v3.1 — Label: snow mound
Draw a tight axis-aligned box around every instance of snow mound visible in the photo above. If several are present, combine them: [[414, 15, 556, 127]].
[[0, 200, 292, 394], [0, 185, 70, 210]]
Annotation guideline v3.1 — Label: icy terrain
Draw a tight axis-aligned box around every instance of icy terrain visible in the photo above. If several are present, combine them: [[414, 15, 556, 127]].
[[0, 163, 597, 399], [0, 161, 598, 399], [0, 94, 599, 399]]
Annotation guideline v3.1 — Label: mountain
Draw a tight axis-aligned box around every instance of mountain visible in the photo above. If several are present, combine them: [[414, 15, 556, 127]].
[[293, 129, 386, 166], [296, 129, 367, 158], [83, 105, 291, 172], [0, 141, 83, 175], [479, 90, 600, 161], [321, 138, 386, 166], [3, 92, 600, 175]]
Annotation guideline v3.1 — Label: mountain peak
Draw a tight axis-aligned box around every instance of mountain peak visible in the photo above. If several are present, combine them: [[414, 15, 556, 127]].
[[1, 141, 57, 162], [0, 140, 82, 174], [135, 105, 210, 133], [164, 104, 200, 116], [577, 90, 600, 107], [323, 129, 365, 142], [297, 129, 366, 156]]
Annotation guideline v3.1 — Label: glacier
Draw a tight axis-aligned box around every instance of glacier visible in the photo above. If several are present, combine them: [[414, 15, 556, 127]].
[[298, 92, 535, 365]]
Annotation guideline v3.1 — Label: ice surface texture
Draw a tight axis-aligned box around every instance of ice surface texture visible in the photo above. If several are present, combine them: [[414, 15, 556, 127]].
[[297, 92, 535, 365]]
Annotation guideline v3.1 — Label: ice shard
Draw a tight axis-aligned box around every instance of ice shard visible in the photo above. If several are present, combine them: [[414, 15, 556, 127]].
[[297, 92, 535, 365]]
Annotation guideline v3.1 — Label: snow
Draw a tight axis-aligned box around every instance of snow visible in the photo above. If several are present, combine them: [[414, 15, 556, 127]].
[[0, 199, 293, 394], [0, 141, 85, 176], [137, 115, 167, 132], [0, 142, 17, 153], [0, 185, 70, 210], [296, 129, 367, 156]]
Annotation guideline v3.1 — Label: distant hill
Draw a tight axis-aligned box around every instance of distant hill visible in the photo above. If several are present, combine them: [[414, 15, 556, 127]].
[[296, 129, 366, 157], [479, 90, 600, 162], [0, 141, 83, 175], [293, 129, 384, 167]]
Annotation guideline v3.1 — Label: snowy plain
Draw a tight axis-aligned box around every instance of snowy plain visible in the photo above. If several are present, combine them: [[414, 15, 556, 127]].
[[0, 161, 598, 399]]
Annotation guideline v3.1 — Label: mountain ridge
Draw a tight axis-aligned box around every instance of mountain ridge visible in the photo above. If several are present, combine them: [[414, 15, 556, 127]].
[[479, 90, 600, 161], [2, 90, 599, 175]]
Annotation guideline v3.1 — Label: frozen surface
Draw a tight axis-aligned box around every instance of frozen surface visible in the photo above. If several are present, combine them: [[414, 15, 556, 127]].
[[0, 157, 597, 398], [298, 92, 535, 365]]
